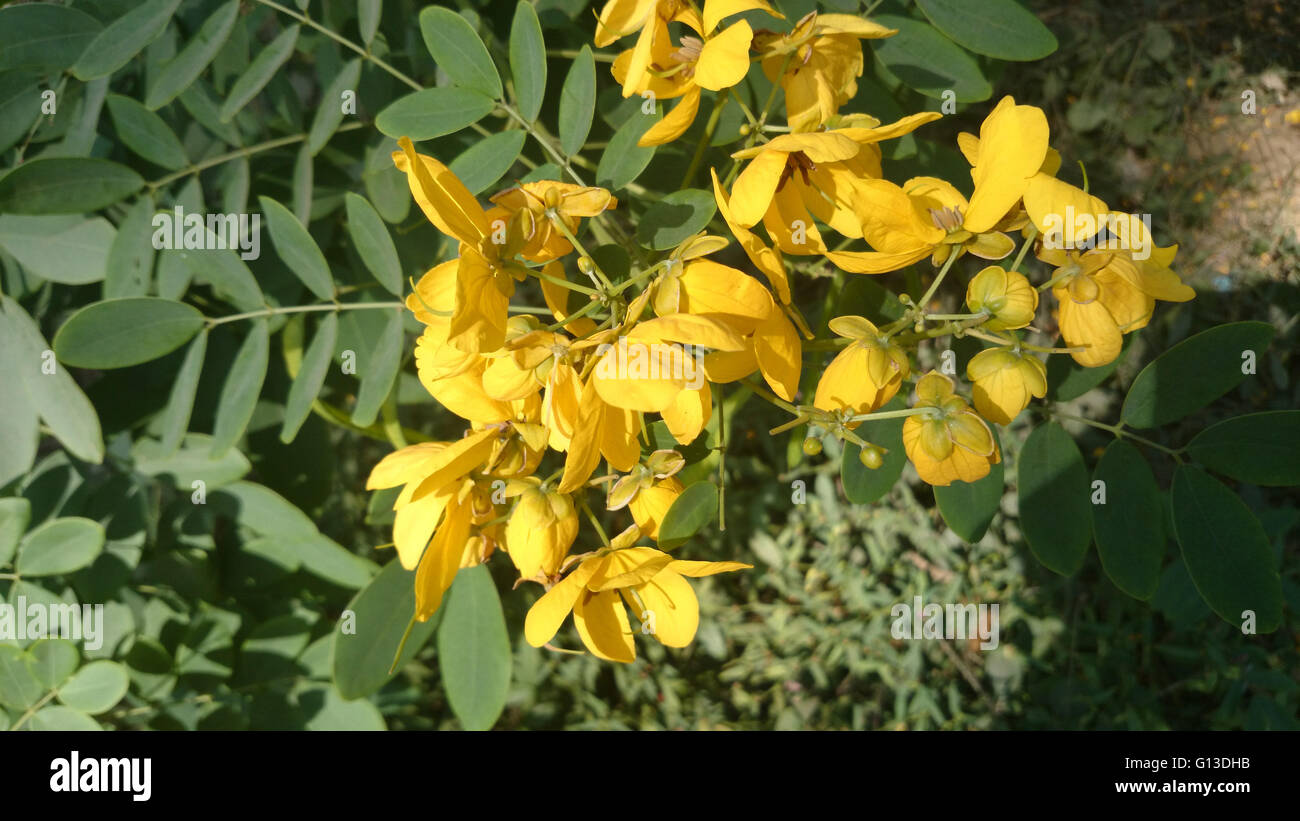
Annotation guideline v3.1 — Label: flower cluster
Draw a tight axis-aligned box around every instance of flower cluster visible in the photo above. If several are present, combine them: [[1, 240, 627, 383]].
[[367, 0, 1193, 662]]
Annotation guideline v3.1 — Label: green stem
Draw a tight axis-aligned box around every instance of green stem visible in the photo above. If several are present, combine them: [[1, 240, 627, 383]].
[[1046, 409, 1184, 459], [206, 300, 404, 327], [252, 0, 421, 90], [847, 407, 935, 423], [681, 89, 729, 189], [149, 122, 365, 190], [1009, 225, 1038, 274], [914, 250, 959, 313]]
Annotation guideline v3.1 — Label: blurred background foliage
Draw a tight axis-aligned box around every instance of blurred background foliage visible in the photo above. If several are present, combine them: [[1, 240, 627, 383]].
[[0, 0, 1295, 730]]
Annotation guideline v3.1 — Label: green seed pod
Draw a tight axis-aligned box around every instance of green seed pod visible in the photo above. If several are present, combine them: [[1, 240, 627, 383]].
[[802, 436, 823, 456], [858, 445, 884, 470]]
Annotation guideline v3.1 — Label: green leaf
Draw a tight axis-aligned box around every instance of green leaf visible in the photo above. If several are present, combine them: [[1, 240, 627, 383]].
[[1185, 411, 1300, 487], [841, 399, 908, 504], [1091, 440, 1163, 599], [331, 558, 440, 699], [597, 109, 660, 189], [259, 196, 334, 300], [0, 498, 31, 568], [871, 16, 992, 102], [157, 330, 208, 456], [437, 565, 511, 731], [185, 248, 264, 312], [56, 661, 130, 714], [307, 58, 361, 155], [282, 313, 338, 443], [144, 0, 239, 110], [133, 433, 250, 489], [105, 196, 158, 298], [71, 0, 182, 80], [0, 4, 101, 73], [559, 45, 597, 157], [104, 94, 187, 170], [0, 372, 38, 489], [220, 25, 300, 122], [351, 308, 404, 427], [344, 194, 402, 296], [29, 640, 79, 689], [1122, 321, 1275, 429], [509, 1, 547, 122], [301, 684, 386, 730], [0, 216, 116, 285], [53, 298, 204, 369], [1, 297, 104, 464], [375, 87, 496, 142], [27, 706, 101, 731], [0, 158, 143, 215], [210, 319, 269, 458], [1018, 422, 1091, 575], [1046, 334, 1131, 401], [658, 481, 719, 550], [637, 189, 717, 250], [1172, 465, 1282, 632], [0, 74, 42, 155], [419, 7, 502, 99], [0, 646, 42, 711], [915, 0, 1058, 61], [276, 533, 378, 589], [934, 428, 1004, 542], [358, 0, 381, 46], [216, 481, 317, 538], [449, 129, 527, 195], [16, 517, 105, 577]]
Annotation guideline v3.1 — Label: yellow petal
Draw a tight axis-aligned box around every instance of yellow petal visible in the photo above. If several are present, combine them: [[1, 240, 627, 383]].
[[394, 138, 488, 245], [408, 429, 499, 502], [753, 310, 801, 402], [964, 97, 1048, 234], [702, 0, 781, 35], [393, 487, 451, 569], [1056, 290, 1123, 367], [639, 86, 700, 146], [628, 479, 684, 541], [573, 589, 636, 662], [712, 169, 789, 303], [628, 569, 699, 647], [366, 442, 444, 490], [694, 20, 753, 91], [524, 559, 600, 647], [677, 260, 775, 325], [728, 149, 787, 227], [414, 494, 472, 620], [661, 382, 712, 445]]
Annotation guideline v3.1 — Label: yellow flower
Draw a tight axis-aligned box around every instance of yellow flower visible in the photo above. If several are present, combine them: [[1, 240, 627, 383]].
[[727, 116, 940, 254], [1040, 241, 1193, 368], [966, 347, 1047, 425], [524, 527, 750, 662], [503, 482, 579, 581], [965, 265, 1038, 330], [612, 0, 782, 146], [829, 96, 1049, 273], [365, 430, 510, 619], [813, 315, 908, 416], [754, 11, 896, 131], [902, 372, 1001, 486], [393, 138, 523, 354], [488, 181, 617, 263]]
